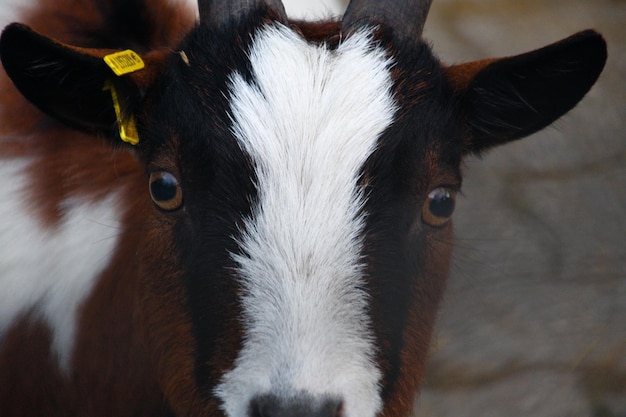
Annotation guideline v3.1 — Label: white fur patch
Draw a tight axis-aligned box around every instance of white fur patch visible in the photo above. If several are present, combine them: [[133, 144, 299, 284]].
[[0, 159, 122, 371], [214, 26, 396, 417]]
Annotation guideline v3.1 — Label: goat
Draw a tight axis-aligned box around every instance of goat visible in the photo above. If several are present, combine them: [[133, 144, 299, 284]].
[[0, 0, 607, 416]]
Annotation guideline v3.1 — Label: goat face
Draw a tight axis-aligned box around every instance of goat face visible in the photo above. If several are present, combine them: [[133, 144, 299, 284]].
[[131, 21, 455, 417], [0, 0, 606, 416]]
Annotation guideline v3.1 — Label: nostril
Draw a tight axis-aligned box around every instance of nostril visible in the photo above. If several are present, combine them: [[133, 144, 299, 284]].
[[331, 400, 343, 417], [333, 401, 344, 417], [249, 394, 343, 417], [323, 398, 343, 417], [249, 394, 280, 417]]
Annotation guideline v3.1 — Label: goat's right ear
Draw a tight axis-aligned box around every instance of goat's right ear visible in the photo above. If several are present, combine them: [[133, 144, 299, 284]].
[[446, 30, 607, 155], [0, 23, 163, 145]]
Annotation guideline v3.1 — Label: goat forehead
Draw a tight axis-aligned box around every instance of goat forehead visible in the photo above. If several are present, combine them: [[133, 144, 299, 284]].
[[228, 24, 396, 286], [214, 25, 396, 417], [229, 24, 397, 201]]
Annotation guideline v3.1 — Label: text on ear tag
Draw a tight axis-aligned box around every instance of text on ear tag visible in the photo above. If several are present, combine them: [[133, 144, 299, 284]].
[[103, 80, 140, 145], [104, 50, 145, 76]]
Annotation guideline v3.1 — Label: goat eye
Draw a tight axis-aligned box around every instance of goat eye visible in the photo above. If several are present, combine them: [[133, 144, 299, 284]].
[[149, 171, 183, 211], [422, 187, 456, 227]]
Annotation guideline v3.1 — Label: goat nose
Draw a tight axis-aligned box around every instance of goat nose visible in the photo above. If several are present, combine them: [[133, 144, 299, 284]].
[[249, 394, 343, 417]]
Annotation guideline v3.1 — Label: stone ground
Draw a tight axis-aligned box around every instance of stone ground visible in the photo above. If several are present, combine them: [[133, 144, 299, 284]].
[[1, 0, 623, 415], [286, 0, 626, 416], [415, 1, 626, 416]]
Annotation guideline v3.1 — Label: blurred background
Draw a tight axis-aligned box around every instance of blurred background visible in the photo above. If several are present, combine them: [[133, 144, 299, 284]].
[[283, 0, 626, 416], [1, 0, 623, 415]]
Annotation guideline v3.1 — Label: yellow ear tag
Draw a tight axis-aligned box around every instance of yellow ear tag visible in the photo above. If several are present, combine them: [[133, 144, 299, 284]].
[[103, 80, 140, 145], [103, 50, 145, 76]]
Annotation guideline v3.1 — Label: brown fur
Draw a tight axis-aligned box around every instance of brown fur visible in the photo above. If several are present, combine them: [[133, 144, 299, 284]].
[[0, 0, 196, 415], [444, 59, 498, 93]]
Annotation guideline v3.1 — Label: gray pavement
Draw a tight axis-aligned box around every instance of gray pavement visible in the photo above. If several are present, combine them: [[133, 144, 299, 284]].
[[413, 0, 626, 416]]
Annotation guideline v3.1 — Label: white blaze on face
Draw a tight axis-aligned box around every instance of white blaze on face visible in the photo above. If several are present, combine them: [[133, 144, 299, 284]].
[[214, 25, 397, 417]]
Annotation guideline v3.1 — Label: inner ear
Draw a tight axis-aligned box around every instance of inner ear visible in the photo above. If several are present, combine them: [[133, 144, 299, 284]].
[[0, 23, 138, 135]]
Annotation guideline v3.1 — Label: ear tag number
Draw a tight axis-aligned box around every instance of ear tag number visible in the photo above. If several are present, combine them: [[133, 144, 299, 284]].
[[103, 50, 145, 76], [103, 80, 139, 145], [102, 50, 143, 145]]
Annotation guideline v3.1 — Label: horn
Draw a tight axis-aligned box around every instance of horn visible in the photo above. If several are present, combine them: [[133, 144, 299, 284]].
[[342, 0, 433, 40], [197, 0, 287, 26]]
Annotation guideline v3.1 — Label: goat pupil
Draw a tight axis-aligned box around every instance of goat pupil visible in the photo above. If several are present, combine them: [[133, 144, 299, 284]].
[[429, 188, 455, 218], [151, 175, 177, 202]]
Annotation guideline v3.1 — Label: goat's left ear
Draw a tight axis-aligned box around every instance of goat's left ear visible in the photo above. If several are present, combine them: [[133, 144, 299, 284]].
[[446, 30, 607, 155], [0, 23, 164, 145]]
